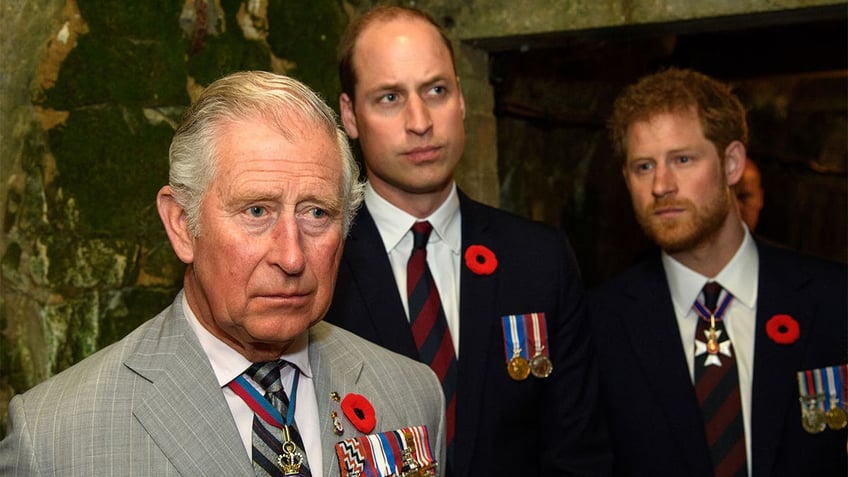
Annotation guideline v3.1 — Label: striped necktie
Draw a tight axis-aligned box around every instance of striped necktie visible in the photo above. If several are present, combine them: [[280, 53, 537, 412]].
[[694, 282, 747, 477], [407, 221, 458, 464], [247, 361, 311, 477]]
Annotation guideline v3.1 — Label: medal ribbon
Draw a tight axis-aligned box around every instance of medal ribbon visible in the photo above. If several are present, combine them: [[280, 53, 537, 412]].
[[526, 313, 549, 358], [335, 426, 435, 477], [692, 291, 733, 323], [501, 314, 528, 362], [841, 365, 848, 409], [814, 368, 826, 411], [824, 367, 837, 410], [229, 367, 300, 430]]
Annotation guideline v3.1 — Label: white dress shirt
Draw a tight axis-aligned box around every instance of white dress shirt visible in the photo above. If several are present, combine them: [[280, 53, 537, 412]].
[[183, 295, 323, 476], [662, 226, 758, 475], [364, 181, 462, 356]]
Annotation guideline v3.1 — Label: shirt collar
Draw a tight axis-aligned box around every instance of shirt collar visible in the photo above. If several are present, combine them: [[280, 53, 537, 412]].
[[182, 293, 313, 387], [364, 181, 461, 254], [662, 225, 759, 317]]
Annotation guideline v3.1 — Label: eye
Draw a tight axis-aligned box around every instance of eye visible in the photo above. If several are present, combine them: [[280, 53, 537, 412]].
[[247, 206, 265, 218], [379, 93, 398, 103], [632, 161, 653, 173], [310, 208, 327, 219], [677, 155, 692, 164], [430, 85, 446, 95]]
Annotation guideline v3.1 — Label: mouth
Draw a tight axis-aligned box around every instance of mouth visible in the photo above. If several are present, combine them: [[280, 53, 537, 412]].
[[403, 145, 442, 163], [253, 292, 311, 305], [652, 204, 686, 219]]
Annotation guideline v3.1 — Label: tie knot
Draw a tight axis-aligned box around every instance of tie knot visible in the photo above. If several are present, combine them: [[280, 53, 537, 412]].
[[701, 281, 723, 313], [247, 360, 287, 395], [411, 221, 433, 250]]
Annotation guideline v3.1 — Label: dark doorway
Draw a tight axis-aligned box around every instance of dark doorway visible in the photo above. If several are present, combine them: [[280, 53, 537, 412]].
[[484, 5, 847, 286]]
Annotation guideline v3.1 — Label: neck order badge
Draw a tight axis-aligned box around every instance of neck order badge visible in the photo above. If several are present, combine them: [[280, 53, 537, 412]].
[[230, 365, 311, 476]]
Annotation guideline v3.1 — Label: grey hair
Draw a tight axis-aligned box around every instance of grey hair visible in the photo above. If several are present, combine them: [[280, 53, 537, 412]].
[[168, 70, 364, 236]]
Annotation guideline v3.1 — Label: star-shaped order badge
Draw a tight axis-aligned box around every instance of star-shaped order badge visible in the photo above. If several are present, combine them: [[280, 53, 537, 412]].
[[695, 328, 733, 367]]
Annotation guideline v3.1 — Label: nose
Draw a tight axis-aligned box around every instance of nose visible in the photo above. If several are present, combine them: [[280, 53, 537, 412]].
[[405, 94, 433, 135], [652, 162, 677, 198], [268, 217, 306, 275]]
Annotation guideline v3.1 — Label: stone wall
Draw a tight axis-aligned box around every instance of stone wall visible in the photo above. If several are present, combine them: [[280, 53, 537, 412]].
[[2, 0, 844, 434]]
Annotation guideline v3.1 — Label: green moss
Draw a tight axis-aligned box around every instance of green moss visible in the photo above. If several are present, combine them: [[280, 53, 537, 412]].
[[43, 34, 189, 109], [186, 33, 271, 86], [77, 0, 185, 39], [98, 286, 180, 348], [186, 0, 271, 86], [43, 293, 100, 373], [3, 187, 20, 234], [44, 237, 142, 289], [141, 239, 186, 286], [47, 106, 172, 237], [266, 0, 345, 107], [1, 242, 22, 276]]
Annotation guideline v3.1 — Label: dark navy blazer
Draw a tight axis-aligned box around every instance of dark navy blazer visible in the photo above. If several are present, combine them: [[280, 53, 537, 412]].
[[589, 241, 847, 477], [326, 190, 611, 477]]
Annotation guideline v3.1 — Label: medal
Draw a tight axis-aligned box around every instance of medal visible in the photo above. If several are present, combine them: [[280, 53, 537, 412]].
[[508, 354, 530, 380], [797, 369, 828, 434], [279, 426, 307, 476], [826, 406, 848, 430], [692, 292, 733, 363], [800, 396, 827, 434], [706, 317, 719, 355], [335, 425, 437, 477], [501, 314, 530, 381], [823, 364, 847, 430], [530, 354, 553, 378], [527, 312, 553, 378]]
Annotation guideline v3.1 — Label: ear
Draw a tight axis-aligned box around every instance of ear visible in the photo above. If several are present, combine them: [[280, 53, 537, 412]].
[[457, 76, 466, 120], [620, 159, 634, 192], [723, 140, 746, 187], [339, 93, 359, 139], [157, 185, 195, 264]]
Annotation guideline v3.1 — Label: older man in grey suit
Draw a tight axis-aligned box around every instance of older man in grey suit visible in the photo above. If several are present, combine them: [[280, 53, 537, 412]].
[[0, 71, 445, 476]]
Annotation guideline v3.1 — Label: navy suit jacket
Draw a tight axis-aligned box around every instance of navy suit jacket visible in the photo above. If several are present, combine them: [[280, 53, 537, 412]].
[[589, 240, 847, 476], [326, 190, 611, 477]]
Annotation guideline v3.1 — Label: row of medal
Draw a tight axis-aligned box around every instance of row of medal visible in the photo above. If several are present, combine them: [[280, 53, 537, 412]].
[[797, 364, 847, 434], [334, 425, 436, 477], [501, 313, 553, 381]]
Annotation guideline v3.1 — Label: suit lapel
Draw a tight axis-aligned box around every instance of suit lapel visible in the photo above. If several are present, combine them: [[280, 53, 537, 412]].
[[344, 206, 419, 357], [618, 259, 712, 475], [125, 295, 250, 475], [453, 194, 499, 477], [750, 243, 814, 477], [309, 322, 406, 477]]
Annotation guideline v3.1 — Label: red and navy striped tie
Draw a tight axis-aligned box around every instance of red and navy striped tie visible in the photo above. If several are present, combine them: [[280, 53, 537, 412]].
[[694, 282, 747, 477], [407, 221, 457, 463]]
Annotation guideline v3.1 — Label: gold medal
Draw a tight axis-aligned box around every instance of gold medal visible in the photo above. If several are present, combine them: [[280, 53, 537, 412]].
[[826, 406, 848, 430], [507, 355, 530, 381], [530, 354, 553, 378]]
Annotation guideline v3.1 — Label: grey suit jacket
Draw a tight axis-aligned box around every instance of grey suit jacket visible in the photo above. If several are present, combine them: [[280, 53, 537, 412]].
[[0, 292, 446, 476]]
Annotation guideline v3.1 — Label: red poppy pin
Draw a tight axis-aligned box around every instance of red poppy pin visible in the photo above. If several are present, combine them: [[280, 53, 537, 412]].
[[766, 314, 800, 345], [464, 244, 498, 275], [341, 393, 376, 434]]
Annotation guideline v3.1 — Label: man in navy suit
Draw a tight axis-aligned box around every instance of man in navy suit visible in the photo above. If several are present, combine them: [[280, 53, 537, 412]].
[[326, 5, 610, 477], [592, 67, 847, 476]]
